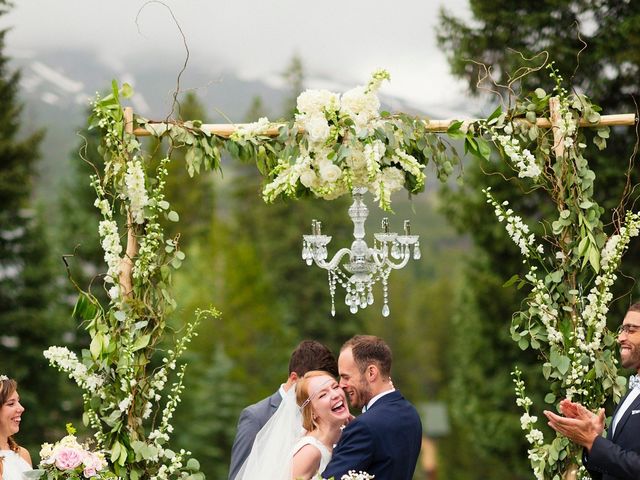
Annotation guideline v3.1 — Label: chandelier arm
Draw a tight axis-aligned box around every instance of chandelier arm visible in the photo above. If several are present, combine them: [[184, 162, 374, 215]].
[[368, 249, 411, 270], [313, 247, 352, 270]]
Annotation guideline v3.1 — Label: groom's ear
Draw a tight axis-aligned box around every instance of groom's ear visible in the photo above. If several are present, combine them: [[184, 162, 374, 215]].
[[366, 364, 378, 382]]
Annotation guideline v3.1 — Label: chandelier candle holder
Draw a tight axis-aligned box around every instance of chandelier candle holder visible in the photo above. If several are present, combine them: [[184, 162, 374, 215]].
[[302, 187, 421, 317]]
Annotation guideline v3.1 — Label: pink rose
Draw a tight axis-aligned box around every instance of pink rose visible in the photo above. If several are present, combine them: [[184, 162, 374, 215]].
[[83, 467, 97, 478], [82, 452, 106, 476], [54, 447, 84, 470]]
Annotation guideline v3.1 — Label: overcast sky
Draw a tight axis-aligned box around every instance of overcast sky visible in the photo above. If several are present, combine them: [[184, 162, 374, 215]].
[[3, 0, 475, 118]]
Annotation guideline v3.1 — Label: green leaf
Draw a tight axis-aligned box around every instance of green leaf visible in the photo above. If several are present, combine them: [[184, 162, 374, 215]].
[[557, 355, 571, 375], [544, 393, 556, 404], [90, 334, 103, 359], [486, 105, 503, 123], [186, 459, 200, 471], [549, 270, 563, 283], [588, 245, 601, 273], [446, 120, 465, 140], [518, 337, 529, 350], [158, 200, 170, 210], [131, 334, 151, 352], [534, 88, 546, 99], [110, 441, 122, 464], [503, 274, 520, 288], [167, 211, 180, 222], [476, 137, 492, 161]]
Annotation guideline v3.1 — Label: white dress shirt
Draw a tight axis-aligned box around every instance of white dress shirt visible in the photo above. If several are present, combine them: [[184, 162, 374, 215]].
[[610, 387, 640, 437], [362, 388, 395, 413]]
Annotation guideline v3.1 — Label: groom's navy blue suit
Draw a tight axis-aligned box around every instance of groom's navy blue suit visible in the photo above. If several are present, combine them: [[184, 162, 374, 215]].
[[322, 390, 422, 480], [583, 390, 640, 480]]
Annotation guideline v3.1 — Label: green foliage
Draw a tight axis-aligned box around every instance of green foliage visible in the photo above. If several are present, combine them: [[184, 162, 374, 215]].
[[438, 2, 640, 477], [0, 2, 76, 455]]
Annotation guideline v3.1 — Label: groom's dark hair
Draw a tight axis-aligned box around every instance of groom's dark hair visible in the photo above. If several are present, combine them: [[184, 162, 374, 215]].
[[343, 335, 392, 378], [289, 340, 338, 378]]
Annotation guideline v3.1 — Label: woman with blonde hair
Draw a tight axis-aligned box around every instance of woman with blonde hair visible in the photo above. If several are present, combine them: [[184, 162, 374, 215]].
[[291, 370, 350, 480], [0, 376, 32, 480], [237, 370, 350, 480]]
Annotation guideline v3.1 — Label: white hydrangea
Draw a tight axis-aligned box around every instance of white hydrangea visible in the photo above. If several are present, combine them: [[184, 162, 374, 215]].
[[340, 86, 380, 131], [297, 89, 339, 117]]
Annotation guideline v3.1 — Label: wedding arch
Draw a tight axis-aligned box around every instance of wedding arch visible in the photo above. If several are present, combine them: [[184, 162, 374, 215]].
[[43, 65, 638, 480]]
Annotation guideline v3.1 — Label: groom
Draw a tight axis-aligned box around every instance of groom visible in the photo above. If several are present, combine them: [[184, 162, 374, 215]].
[[322, 335, 422, 480]]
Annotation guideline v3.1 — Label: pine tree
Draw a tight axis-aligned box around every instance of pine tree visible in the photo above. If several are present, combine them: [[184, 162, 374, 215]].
[[0, 0, 76, 453]]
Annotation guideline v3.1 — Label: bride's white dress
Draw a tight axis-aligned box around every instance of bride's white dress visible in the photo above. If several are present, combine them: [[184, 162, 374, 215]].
[[291, 436, 332, 474], [0, 449, 32, 480]]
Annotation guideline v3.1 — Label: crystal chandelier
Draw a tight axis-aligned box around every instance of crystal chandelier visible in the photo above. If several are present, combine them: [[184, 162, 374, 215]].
[[302, 187, 421, 317]]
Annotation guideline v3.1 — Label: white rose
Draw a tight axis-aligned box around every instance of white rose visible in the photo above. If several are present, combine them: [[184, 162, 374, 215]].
[[319, 162, 342, 184], [299, 168, 319, 188], [304, 114, 331, 144]]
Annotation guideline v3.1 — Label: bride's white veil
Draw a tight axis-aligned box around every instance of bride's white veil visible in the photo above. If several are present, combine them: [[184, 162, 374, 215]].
[[236, 386, 304, 480]]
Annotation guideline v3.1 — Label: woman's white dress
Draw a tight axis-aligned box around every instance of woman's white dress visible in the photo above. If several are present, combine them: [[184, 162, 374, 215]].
[[291, 436, 332, 475], [0, 449, 32, 480]]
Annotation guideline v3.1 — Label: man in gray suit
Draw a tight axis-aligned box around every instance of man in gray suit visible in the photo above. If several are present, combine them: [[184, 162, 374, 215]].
[[228, 340, 338, 480]]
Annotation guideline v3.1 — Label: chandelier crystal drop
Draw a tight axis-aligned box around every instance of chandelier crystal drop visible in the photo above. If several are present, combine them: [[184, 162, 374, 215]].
[[302, 187, 421, 317]]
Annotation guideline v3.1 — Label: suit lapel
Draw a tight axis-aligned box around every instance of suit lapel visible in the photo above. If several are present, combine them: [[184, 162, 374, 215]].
[[611, 391, 640, 441]]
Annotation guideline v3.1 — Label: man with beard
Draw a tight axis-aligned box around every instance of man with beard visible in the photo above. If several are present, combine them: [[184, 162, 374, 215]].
[[544, 303, 640, 480], [322, 335, 422, 480]]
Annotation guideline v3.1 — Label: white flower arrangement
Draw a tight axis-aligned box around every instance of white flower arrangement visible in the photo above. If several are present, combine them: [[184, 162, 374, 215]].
[[261, 69, 428, 211]]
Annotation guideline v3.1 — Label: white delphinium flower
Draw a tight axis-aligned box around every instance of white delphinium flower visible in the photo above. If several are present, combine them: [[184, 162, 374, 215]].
[[43, 346, 104, 392], [484, 189, 541, 258], [492, 131, 542, 179], [393, 148, 426, 187], [520, 412, 537, 430], [580, 212, 640, 353], [124, 159, 150, 224], [526, 429, 544, 446], [371, 167, 405, 210], [98, 219, 122, 284], [94, 198, 111, 216], [365, 68, 391, 94], [118, 395, 132, 413], [363, 140, 385, 181]]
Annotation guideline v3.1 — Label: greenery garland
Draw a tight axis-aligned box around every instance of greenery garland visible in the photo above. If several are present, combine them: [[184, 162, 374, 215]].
[[43, 66, 637, 480]]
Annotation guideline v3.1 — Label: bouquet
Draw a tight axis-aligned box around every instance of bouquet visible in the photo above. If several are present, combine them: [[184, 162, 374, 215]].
[[39, 425, 110, 480]]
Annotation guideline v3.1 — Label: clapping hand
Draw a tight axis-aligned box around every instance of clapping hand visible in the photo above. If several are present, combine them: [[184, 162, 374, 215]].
[[543, 399, 605, 451]]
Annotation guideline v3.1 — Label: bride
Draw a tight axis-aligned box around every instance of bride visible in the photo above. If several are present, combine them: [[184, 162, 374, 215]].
[[237, 370, 350, 480], [0, 376, 32, 480]]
